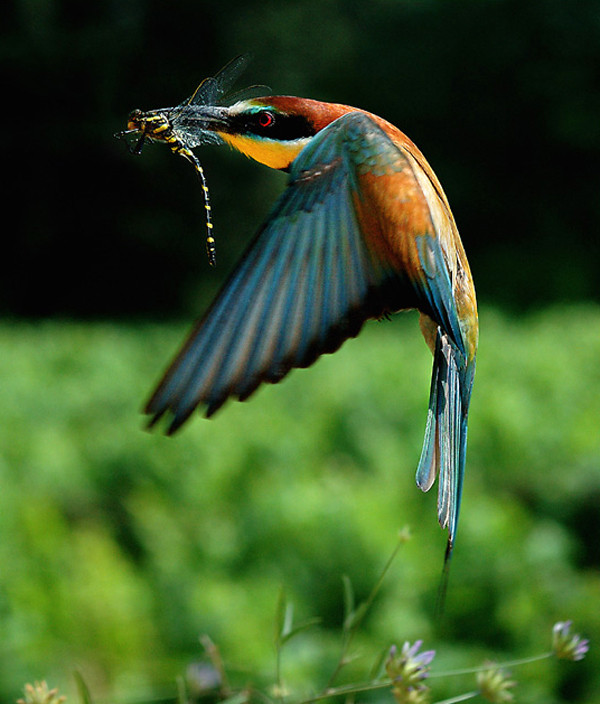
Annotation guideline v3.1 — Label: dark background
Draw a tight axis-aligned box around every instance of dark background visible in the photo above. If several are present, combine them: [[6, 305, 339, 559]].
[[4, 0, 600, 321]]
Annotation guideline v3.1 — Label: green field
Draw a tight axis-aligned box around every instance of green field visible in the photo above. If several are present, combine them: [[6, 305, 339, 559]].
[[1, 304, 599, 703]]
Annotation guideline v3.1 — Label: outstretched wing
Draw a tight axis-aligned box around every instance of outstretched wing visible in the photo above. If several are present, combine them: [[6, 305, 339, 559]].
[[146, 112, 463, 433]]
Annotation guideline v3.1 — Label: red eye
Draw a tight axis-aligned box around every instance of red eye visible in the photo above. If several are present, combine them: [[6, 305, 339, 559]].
[[258, 111, 275, 127]]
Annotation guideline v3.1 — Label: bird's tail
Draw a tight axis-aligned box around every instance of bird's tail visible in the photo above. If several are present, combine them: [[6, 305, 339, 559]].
[[415, 329, 475, 572]]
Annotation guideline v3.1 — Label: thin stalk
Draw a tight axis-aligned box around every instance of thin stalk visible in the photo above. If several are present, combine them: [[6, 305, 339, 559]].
[[430, 652, 553, 679], [297, 678, 392, 704], [433, 691, 479, 704], [327, 535, 406, 687]]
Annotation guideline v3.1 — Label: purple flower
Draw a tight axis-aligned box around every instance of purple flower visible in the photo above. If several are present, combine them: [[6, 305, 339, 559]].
[[552, 621, 589, 661], [386, 641, 436, 703]]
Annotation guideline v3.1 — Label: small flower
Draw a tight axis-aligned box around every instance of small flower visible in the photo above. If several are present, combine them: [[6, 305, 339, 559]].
[[186, 661, 222, 696], [17, 682, 66, 704], [552, 621, 589, 661], [477, 662, 516, 703], [397, 526, 412, 543], [386, 640, 436, 704]]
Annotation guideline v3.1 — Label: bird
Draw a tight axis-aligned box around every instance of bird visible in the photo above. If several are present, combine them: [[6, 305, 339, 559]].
[[119, 60, 478, 567]]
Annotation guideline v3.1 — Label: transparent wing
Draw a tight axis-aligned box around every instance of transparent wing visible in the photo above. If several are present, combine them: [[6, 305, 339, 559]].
[[185, 54, 252, 108], [167, 118, 225, 149], [169, 55, 260, 147]]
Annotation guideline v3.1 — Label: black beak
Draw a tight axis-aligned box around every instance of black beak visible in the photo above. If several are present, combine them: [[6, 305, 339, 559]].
[[180, 105, 232, 133]]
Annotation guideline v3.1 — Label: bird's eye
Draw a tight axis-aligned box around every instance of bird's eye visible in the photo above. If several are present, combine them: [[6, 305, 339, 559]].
[[257, 111, 275, 128]]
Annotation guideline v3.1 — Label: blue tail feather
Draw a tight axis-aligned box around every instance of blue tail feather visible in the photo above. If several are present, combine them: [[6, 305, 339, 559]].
[[416, 329, 474, 563]]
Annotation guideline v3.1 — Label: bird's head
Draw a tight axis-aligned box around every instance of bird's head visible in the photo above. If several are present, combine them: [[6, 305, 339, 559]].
[[199, 96, 355, 170]]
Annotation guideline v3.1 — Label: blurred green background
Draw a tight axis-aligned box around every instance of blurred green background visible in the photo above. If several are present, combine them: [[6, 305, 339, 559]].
[[2, 0, 600, 702]]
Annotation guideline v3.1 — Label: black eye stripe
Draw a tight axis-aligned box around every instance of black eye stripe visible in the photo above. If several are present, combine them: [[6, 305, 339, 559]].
[[227, 111, 316, 141]]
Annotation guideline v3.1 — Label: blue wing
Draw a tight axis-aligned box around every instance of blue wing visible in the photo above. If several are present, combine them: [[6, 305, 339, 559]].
[[146, 113, 428, 432]]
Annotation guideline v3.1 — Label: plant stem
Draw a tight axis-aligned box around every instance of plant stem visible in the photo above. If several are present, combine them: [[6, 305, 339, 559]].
[[297, 678, 392, 704], [327, 535, 406, 687], [297, 651, 554, 704], [433, 691, 479, 704], [430, 652, 553, 679]]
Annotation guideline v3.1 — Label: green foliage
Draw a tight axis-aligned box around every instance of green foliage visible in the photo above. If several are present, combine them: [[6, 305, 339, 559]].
[[17, 620, 590, 704], [0, 304, 599, 702]]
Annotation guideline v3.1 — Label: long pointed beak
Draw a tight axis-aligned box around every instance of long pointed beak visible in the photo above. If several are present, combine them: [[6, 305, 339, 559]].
[[182, 105, 232, 133]]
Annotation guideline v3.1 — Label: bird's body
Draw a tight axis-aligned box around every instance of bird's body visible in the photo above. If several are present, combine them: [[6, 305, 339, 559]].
[[118, 64, 478, 563]]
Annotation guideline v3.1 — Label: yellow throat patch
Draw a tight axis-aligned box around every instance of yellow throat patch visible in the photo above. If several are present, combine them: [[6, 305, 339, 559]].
[[219, 133, 310, 170]]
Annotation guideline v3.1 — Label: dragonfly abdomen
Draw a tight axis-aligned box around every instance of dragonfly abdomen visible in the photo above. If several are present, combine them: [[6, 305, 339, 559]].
[[168, 140, 216, 267]]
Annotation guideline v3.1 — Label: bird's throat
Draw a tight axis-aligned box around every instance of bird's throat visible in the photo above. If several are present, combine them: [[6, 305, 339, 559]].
[[219, 133, 309, 170]]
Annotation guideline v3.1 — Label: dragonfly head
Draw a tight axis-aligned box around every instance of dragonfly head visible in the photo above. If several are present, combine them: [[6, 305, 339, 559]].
[[115, 108, 163, 154], [126, 108, 145, 132]]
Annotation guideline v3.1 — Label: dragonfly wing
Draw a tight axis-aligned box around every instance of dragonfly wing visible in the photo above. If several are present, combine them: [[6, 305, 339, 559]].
[[168, 119, 224, 149], [187, 54, 251, 107]]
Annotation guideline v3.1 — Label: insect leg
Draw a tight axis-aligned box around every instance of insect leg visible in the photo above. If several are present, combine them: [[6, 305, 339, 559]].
[[132, 133, 147, 155]]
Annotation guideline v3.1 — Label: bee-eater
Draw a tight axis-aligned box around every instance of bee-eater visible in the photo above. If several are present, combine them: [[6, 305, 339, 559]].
[[120, 62, 478, 563]]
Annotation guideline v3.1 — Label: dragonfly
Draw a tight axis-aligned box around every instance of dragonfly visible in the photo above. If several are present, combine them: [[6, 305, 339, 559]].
[[115, 55, 263, 266]]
